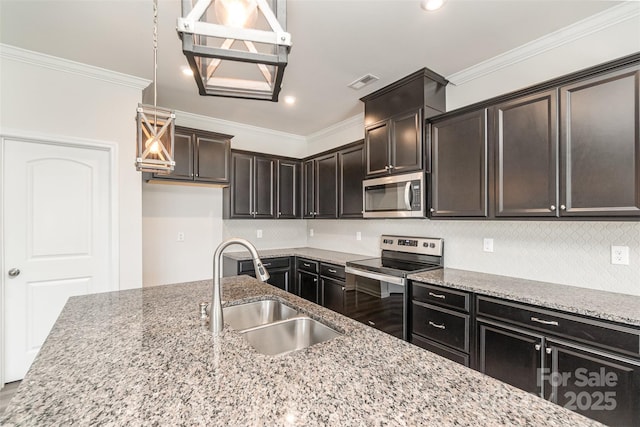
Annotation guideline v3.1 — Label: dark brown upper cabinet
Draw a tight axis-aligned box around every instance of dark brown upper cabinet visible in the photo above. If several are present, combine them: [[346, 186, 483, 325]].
[[276, 159, 302, 219], [303, 153, 339, 219], [364, 110, 423, 176], [361, 68, 447, 178], [314, 152, 339, 219], [559, 65, 640, 217], [151, 126, 231, 184], [338, 141, 365, 218], [493, 90, 558, 217], [430, 108, 488, 218], [225, 152, 275, 219]]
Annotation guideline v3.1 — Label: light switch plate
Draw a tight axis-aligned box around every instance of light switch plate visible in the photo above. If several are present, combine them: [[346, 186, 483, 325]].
[[356, 231, 362, 241], [177, 232, 185, 242], [483, 238, 494, 253], [256, 229, 263, 238], [309, 229, 314, 237], [611, 245, 629, 265]]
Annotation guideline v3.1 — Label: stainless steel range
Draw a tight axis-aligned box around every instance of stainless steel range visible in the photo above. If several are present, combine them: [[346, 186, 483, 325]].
[[345, 235, 444, 340]]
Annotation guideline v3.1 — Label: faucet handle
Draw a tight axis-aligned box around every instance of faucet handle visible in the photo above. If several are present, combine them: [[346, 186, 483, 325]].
[[199, 302, 209, 321]]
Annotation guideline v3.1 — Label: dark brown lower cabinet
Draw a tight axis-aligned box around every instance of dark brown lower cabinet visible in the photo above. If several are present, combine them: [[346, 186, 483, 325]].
[[545, 340, 640, 426], [298, 270, 319, 304], [321, 276, 345, 314], [229, 257, 293, 293], [478, 319, 640, 426], [478, 321, 544, 395]]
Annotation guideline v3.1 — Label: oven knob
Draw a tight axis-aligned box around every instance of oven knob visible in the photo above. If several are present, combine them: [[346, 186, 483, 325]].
[[430, 243, 435, 248], [423, 243, 428, 247]]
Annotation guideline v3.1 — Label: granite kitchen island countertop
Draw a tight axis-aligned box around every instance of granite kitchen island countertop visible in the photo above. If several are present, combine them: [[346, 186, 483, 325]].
[[1, 277, 601, 426], [408, 268, 640, 327]]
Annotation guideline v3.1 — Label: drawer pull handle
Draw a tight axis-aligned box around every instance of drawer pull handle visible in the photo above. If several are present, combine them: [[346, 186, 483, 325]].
[[263, 263, 272, 267], [531, 317, 559, 326], [303, 263, 311, 267], [428, 292, 446, 299], [428, 321, 446, 330], [328, 269, 337, 273], [368, 321, 376, 326]]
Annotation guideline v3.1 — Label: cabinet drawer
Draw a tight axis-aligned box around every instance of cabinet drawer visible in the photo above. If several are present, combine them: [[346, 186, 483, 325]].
[[320, 263, 345, 280], [412, 301, 469, 353], [412, 282, 470, 312], [297, 258, 318, 274], [477, 296, 640, 357], [411, 334, 470, 367], [239, 257, 289, 273]]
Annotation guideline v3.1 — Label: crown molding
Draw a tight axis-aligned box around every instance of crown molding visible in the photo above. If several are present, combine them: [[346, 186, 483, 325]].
[[0, 43, 150, 90], [446, 2, 640, 86], [176, 110, 307, 143], [306, 114, 364, 143]]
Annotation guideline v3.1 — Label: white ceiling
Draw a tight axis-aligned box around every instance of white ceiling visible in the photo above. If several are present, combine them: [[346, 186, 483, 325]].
[[0, 0, 623, 136]]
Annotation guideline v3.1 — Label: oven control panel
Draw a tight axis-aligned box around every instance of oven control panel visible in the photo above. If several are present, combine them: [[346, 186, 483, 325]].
[[380, 235, 443, 256]]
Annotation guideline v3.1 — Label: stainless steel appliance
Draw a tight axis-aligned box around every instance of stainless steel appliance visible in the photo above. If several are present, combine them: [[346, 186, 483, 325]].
[[345, 235, 444, 340], [362, 171, 425, 218]]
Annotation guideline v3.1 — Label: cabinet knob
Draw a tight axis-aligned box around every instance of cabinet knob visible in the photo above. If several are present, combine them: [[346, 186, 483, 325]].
[[384, 165, 389, 170], [560, 205, 566, 211], [388, 165, 394, 169], [550, 205, 556, 211], [313, 278, 317, 282], [545, 347, 552, 354], [535, 344, 541, 351], [429, 208, 435, 213]]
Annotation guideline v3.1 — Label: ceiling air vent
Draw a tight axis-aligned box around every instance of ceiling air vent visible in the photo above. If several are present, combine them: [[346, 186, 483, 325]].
[[348, 73, 379, 90]]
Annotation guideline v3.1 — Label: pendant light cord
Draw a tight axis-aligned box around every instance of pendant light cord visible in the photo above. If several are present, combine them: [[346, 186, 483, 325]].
[[153, 0, 158, 128]]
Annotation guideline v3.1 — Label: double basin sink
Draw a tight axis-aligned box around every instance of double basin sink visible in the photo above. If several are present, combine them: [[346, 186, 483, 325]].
[[223, 299, 342, 356]]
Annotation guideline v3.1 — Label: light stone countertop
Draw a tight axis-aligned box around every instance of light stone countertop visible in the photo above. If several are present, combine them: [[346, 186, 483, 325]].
[[222, 247, 372, 266], [408, 268, 640, 327], [1, 276, 601, 426]]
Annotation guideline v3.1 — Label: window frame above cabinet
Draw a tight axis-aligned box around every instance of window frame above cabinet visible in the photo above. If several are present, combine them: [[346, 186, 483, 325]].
[[148, 126, 232, 185]]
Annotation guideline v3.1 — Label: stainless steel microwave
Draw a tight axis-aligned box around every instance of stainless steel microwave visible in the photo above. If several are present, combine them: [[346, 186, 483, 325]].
[[362, 171, 425, 218]]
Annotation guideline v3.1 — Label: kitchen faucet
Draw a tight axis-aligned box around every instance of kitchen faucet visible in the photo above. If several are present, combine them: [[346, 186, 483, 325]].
[[211, 238, 270, 334]]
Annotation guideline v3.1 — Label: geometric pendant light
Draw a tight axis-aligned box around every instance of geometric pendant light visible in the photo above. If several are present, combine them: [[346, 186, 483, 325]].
[[136, 0, 176, 173], [177, 0, 292, 102]]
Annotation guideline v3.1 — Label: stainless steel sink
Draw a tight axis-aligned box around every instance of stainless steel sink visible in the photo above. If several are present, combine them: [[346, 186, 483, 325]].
[[240, 317, 342, 356], [223, 299, 298, 331]]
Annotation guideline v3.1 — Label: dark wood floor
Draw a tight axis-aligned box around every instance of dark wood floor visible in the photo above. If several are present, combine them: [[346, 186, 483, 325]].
[[1, 381, 21, 414]]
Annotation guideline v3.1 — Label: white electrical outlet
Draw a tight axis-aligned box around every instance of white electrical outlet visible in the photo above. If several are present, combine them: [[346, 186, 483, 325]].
[[356, 231, 362, 241], [256, 229, 263, 238], [309, 228, 314, 237], [483, 238, 494, 253], [611, 245, 629, 265], [177, 232, 185, 242]]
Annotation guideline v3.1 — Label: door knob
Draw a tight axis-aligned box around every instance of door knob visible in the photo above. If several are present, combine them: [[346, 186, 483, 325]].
[[8, 268, 20, 277]]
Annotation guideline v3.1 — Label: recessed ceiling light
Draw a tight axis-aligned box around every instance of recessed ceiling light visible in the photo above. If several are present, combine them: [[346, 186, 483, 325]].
[[181, 66, 194, 76], [284, 96, 296, 105], [421, 0, 445, 12]]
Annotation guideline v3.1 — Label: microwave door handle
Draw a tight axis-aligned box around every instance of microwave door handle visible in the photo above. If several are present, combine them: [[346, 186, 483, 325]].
[[404, 181, 412, 210]]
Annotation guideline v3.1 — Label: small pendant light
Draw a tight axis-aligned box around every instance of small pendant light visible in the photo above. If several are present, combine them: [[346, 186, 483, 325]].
[[136, 0, 176, 174]]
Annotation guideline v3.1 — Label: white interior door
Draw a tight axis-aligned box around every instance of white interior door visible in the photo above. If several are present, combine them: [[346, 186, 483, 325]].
[[3, 137, 114, 382]]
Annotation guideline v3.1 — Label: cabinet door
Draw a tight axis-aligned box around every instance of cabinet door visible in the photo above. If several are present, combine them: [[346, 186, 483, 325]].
[[321, 277, 345, 314], [315, 153, 338, 218], [253, 156, 275, 218], [494, 90, 558, 217], [365, 121, 390, 176], [431, 109, 488, 217], [277, 160, 300, 219], [152, 131, 194, 180], [338, 143, 364, 218], [195, 134, 230, 182], [266, 269, 289, 292], [545, 340, 640, 426], [229, 153, 254, 218], [391, 110, 423, 174], [298, 271, 319, 304], [560, 66, 640, 217], [303, 160, 315, 218], [478, 321, 543, 396]]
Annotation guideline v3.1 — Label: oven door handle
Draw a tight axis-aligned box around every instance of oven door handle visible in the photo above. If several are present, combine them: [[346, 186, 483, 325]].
[[345, 266, 405, 286], [404, 181, 412, 210]]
